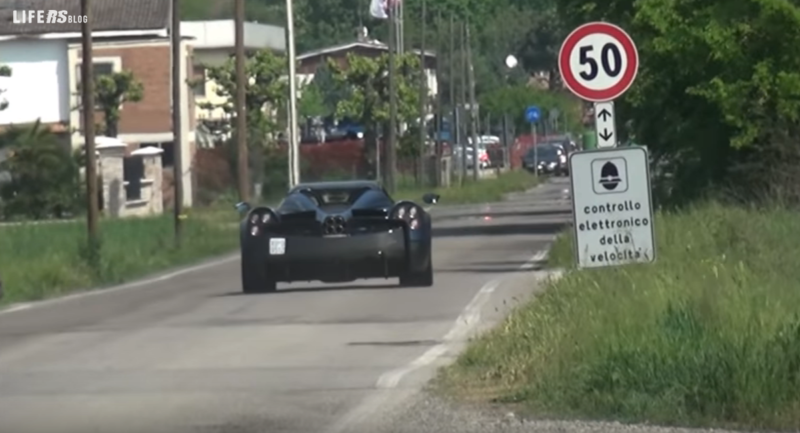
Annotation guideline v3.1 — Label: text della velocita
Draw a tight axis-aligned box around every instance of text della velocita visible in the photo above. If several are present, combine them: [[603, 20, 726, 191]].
[[577, 200, 650, 264]]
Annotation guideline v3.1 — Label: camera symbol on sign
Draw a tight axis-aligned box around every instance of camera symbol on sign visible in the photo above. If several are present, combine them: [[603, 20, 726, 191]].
[[591, 157, 628, 194]]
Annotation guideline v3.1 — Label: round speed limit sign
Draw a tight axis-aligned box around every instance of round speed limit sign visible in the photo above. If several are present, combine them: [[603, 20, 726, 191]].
[[558, 22, 638, 102]]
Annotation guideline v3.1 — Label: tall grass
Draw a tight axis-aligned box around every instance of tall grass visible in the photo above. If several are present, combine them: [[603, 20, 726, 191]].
[[439, 202, 800, 430], [0, 210, 239, 304], [395, 169, 538, 204]]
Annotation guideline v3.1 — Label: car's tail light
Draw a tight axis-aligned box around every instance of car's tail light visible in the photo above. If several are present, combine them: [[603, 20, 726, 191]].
[[392, 203, 423, 230], [247, 208, 277, 236]]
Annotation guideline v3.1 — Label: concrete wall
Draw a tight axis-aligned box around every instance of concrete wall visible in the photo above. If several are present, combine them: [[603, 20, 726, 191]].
[[97, 142, 164, 218]]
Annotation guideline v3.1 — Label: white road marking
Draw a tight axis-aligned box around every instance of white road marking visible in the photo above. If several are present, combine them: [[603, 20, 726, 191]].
[[1, 303, 32, 314], [327, 249, 550, 433], [0, 254, 240, 317], [375, 278, 500, 389], [375, 250, 547, 388]]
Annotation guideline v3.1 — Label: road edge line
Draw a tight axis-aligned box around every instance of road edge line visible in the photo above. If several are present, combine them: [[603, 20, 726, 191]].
[[326, 249, 552, 433], [0, 254, 240, 317]]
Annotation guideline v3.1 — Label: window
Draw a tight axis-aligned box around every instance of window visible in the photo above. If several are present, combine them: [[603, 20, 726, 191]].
[[298, 187, 373, 206], [75, 57, 122, 108], [93, 62, 114, 77], [193, 65, 206, 97]]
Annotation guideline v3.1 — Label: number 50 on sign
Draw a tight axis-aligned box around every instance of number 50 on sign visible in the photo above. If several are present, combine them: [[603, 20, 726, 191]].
[[558, 22, 638, 102]]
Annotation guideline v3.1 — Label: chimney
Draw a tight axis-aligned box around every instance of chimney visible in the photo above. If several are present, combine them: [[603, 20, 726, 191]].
[[356, 26, 369, 42]]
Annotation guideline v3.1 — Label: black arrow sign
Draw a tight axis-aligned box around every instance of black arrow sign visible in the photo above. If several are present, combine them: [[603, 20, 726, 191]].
[[599, 129, 613, 141], [597, 109, 612, 121]]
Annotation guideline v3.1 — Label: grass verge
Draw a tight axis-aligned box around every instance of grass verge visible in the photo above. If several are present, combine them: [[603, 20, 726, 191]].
[[0, 208, 239, 305], [395, 169, 539, 204], [0, 170, 536, 305], [436, 202, 800, 430]]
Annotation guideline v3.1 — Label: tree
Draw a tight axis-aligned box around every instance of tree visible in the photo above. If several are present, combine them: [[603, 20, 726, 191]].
[[298, 81, 327, 119], [94, 70, 144, 137], [0, 65, 10, 111], [327, 52, 422, 177], [556, 0, 800, 203], [305, 62, 346, 117], [179, 0, 572, 142], [0, 121, 82, 219], [199, 49, 287, 192], [479, 83, 582, 133], [200, 49, 287, 142]]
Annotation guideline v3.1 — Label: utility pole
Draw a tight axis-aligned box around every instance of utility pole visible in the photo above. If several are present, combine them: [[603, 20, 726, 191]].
[[234, 0, 249, 202], [448, 15, 458, 187], [465, 20, 479, 181], [459, 21, 467, 185], [386, 1, 398, 193], [171, 0, 184, 245], [434, 9, 443, 187], [80, 0, 100, 259], [286, 0, 300, 188], [417, 0, 427, 187]]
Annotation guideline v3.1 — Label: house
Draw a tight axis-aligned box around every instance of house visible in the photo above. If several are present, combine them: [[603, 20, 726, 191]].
[[297, 34, 438, 135], [297, 36, 438, 101], [181, 19, 285, 144], [0, 0, 195, 207]]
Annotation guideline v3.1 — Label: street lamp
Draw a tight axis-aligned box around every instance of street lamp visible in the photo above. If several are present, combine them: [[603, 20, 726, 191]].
[[505, 54, 518, 69], [502, 54, 518, 169]]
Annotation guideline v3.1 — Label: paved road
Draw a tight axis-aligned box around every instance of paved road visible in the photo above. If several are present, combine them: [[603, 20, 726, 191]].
[[0, 178, 572, 433]]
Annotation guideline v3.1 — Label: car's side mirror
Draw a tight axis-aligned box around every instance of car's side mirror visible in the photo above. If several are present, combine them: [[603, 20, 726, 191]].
[[235, 201, 251, 214], [422, 193, 440, 205]]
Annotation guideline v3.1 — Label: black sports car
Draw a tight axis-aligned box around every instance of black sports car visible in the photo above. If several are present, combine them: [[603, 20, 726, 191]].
[[235, 180, 440, 293]]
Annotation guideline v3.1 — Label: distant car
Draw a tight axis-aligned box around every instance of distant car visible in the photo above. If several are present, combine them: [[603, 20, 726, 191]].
[[453, 143, 489, 170], [236, 180, 439, 293], [522, 143, 568, 176]]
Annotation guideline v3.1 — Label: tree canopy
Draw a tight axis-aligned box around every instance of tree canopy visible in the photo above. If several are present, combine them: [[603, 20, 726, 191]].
[[327, 52, 422, 128], [94, 70, 144, 137], [182, 0, 800, 203], [200, 49, 287, 141]]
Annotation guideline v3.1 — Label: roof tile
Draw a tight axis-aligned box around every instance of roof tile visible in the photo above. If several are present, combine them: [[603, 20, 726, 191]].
[[0, 0, 170, 36]]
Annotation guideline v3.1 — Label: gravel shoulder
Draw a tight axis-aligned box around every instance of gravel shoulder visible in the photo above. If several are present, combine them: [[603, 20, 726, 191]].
[[377, 391, 756, 433]]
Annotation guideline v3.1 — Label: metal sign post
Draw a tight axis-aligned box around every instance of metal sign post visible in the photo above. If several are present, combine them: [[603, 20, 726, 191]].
[[525, 105, 541, 177], [558, 21, 639, 150]]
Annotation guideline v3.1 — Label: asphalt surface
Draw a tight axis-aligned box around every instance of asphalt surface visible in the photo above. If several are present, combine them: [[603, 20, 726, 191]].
[[0, 177, 573, 433]]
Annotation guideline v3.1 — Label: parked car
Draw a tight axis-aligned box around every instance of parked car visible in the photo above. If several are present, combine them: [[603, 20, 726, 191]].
[[453, 143, 489, 170], [522, 143, 568, 176]]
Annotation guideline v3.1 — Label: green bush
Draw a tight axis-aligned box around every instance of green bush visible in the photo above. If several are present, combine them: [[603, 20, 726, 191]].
[[0, 122, 82, 219], [439, 203, 800, 430]]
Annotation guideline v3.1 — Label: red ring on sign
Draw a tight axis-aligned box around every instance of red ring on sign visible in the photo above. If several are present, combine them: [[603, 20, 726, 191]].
[[558, 22, 638, 102]]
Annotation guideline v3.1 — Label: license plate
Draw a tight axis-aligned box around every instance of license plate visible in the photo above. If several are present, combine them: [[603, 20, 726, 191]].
[[269, 238, 286, 255]]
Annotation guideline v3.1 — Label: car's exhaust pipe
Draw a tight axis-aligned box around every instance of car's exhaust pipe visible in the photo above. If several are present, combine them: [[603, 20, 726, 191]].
[[378, 250, 389, 278]]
